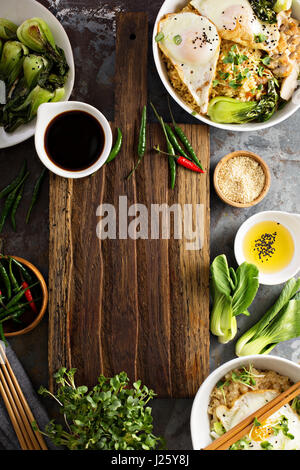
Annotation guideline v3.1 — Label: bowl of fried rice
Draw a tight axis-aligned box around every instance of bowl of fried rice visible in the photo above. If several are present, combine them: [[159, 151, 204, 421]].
[[190, 355, 300, 449], [153, 0, 300, 131]]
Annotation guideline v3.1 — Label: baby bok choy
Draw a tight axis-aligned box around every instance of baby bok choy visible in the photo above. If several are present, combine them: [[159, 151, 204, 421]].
[[0, 41, 28, 88], [208, 80, 279, 124], [0, 18, 18, 40], [210, 255, 259, 344], [236, 278, 300, 356], [17, 18, 69, 77]]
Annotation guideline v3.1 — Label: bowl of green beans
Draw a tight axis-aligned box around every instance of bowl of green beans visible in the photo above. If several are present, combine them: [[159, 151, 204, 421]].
[[0, 255, 48, 338]]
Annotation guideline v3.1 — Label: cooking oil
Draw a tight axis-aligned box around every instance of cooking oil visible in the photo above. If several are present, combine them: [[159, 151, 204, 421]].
[[243, 221, 294, 274]]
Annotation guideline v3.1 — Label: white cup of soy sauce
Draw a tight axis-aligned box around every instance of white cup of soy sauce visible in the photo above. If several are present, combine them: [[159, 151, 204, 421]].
[[35, 101, 112, 178]]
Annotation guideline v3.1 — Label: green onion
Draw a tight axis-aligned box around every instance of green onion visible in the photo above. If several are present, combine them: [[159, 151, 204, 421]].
[[155, 32, 164, 42], [173, 34, 182, 45]]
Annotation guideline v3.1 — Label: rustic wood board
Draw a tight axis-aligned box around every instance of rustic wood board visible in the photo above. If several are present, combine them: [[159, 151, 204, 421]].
[[49, 12, 210, 397]]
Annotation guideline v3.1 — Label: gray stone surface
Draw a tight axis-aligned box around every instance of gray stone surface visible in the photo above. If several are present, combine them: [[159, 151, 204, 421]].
[[8, 0, 300, 450]]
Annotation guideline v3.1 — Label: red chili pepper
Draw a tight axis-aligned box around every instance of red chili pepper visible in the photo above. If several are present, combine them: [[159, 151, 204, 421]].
[[177, 156, 205, 173], [21, 281, 37, 314], [154, 146, 205, 173]]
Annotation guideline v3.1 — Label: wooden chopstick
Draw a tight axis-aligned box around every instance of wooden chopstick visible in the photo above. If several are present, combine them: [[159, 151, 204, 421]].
[[0, 343, 47, 450], [0, 366, 35, 449], [0, 362, 42, 449], [0, 378, 28, 450], [204, 380, 300, 450]]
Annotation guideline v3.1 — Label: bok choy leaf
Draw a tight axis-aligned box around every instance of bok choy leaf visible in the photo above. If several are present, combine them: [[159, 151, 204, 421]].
[[210, 255, 259, 344]]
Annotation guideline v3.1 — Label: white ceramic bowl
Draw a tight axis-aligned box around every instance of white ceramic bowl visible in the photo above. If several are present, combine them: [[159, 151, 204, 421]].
[[35, 101, 112, 179], [0, 0, 75, 149], [153, 0, 300, 132], [234, 211, 300, 285], [190, 355, 300, 450]]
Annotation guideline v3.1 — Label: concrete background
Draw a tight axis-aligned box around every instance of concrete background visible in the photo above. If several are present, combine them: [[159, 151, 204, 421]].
[[0, 0, 299, 450]]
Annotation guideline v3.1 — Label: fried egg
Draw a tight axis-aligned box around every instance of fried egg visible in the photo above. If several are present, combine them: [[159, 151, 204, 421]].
[[190, 0, 280, 52], [216, 390, 300, 450], [157, 12, 220, 113]]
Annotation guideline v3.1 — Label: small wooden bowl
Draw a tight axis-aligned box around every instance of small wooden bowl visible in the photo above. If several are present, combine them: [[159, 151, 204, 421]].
[[213, 150, 271, 208], [2, 256, 48, 337]]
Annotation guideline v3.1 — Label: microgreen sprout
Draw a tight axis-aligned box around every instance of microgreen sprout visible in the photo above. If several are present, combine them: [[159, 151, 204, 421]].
[[38, 369, 164, 450], [231, 365, 264, 390]]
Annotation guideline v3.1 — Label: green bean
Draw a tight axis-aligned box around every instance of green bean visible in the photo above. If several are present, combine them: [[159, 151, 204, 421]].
[[106, 128, 123, 163], [0, 260, 11, 300], [10, 182, 25, 231], [0, 160, 27, 199], [168, 100, 204, 171], [0, 172, 29, 233], [26, 168, 47, 224]]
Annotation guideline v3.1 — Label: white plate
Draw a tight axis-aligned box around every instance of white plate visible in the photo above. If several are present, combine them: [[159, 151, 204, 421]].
[[0, 0, 75, 149], [153, 0, 300, 132]]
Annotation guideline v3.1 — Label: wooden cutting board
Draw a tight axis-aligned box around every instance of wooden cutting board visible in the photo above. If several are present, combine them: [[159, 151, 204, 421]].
[[48, 12, 210, 398]]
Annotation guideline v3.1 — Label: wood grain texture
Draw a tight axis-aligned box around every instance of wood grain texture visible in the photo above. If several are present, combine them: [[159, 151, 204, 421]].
[[48, 12, 210, 397]]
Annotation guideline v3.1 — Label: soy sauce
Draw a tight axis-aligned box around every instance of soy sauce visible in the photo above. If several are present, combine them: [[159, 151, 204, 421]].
[[44, 110, 105, 171]]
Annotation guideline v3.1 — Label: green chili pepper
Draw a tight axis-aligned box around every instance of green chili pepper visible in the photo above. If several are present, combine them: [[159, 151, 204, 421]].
[[0, 172, 29, 234], [0, 160, 27, 199], [151, 103, 176, 189], [5, 281, 39, 309], [0, 311, 25, 324], [11, 258, 33, 283], [0, 260, 11, 300], [106, 127, 123, 163], [8, 257, 20, 293], [164, 123, 192, 161], [10, 182, 25, 232], [26, 168, 47, 224], [168, 101, 204, 172], [127, 105, 147, 180], [138, 105, 147, 158], [0, 298, 40, 320]]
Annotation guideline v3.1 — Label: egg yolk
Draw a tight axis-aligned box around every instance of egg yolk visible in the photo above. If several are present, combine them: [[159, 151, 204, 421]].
[[173, 30, 217, 65], [222, 5, 245, 30], [251, 420, 274, 442]]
